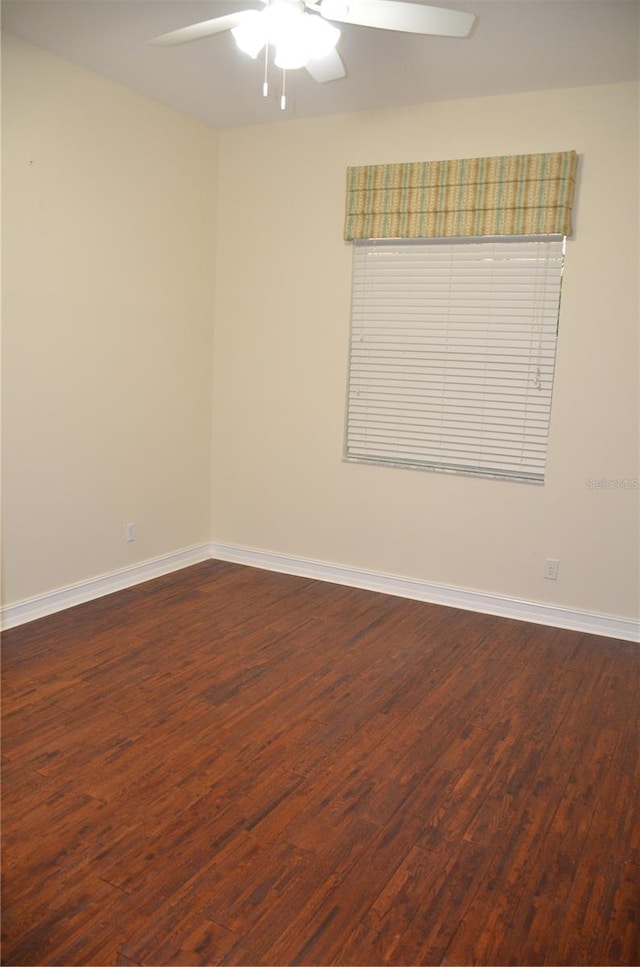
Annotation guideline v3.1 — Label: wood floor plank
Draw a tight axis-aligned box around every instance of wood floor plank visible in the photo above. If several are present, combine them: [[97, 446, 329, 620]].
[[337, 838, 490, 966], [2, 560, 638, 966]]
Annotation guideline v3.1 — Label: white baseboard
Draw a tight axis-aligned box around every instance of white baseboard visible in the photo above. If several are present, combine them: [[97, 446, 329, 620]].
[[3, 540, 637, 642], [210, 542, 640, 643], [0, 544, 212, 631]]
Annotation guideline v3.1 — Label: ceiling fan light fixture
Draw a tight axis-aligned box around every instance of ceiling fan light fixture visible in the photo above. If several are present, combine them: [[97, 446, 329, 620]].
[[265, 2, 305, 43], [269, 3, 307, 68], [304, 14, 340, 58], [231, 10, 267, 57], [319, 0, 349, 22], [232, 1, 340, 71], [274, 37, 310, 69]]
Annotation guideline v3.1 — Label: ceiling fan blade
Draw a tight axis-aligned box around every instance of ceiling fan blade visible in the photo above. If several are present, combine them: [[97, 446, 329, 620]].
[[148, 12, 257, 47], [305, 48, 347, 82], [320, 0, 475, 37]]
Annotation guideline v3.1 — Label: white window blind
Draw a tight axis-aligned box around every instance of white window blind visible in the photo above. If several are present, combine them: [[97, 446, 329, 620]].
[[345, 236, 565, 483]]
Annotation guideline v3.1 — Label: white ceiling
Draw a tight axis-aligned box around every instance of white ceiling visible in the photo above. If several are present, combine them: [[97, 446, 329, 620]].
[[2, 0, 638, 128]]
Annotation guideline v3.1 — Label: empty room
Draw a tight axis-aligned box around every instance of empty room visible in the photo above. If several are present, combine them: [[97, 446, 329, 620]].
[[1, 0, 639, 964]]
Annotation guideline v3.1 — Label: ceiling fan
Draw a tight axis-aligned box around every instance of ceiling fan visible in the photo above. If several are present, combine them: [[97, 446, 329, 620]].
[[148, 0, 476, 107]]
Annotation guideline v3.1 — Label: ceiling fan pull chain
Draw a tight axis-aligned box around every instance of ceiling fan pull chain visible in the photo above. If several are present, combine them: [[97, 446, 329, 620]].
[[281, 68, 287, 110], [263, 40, 269, 97]]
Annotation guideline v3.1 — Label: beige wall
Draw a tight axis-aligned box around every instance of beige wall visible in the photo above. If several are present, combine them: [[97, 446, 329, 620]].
[[2, 34, 218, 603], [212, 82, 639, 620], [2, 32, 638, 623]]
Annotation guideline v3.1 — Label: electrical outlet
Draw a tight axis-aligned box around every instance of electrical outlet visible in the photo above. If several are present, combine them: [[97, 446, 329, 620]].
[[125, 522, 136, 543], [544, 558, 559, 580]]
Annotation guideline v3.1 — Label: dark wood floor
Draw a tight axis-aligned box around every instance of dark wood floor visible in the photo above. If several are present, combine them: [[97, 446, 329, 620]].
[[2, 561, 638, 966]]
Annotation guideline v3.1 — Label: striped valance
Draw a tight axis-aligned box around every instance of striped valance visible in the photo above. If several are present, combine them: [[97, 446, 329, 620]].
[[344, 150, 578, 240]]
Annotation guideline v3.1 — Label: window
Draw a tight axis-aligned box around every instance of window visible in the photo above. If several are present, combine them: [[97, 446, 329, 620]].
[[345, 235, 565, 483]]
